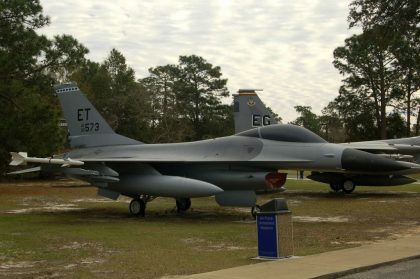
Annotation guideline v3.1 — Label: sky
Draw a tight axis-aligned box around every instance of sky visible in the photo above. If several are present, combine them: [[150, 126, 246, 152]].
[[39, 0, 354, 122]]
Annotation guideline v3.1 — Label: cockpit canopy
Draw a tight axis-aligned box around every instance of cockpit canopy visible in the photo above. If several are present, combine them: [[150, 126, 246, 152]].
[[236, 124, 327, 143]]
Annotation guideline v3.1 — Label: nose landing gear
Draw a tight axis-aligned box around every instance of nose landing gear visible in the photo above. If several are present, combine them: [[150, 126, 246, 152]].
[[251, 205, 261, 219], [329, 182, 342, 192]]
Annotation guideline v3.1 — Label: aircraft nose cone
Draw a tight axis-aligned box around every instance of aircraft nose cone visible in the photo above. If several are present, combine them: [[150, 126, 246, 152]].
[[341, 148, 415, 173]]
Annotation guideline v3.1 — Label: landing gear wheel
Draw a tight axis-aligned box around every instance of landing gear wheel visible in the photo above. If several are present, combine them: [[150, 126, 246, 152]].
[[251, 205, 261, 219], [330, 182, 342, 192], [129, 198, 146, 217], [342, 180, 356, 194], [176, 198, 191, 213]]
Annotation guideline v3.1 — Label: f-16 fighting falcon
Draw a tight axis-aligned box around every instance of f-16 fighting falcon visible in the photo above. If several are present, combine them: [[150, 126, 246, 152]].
[[233, 89, 420, 193], [9, 84, 420, 217]]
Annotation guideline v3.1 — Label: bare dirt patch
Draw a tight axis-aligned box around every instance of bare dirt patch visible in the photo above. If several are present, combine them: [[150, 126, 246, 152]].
[[293, 216, 350, 223], [181, 238, 249, 251], [5, 202, 84, 214]]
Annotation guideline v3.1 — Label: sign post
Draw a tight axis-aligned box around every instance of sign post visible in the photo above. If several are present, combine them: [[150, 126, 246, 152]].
[[256, 199, 293, 259], [257, 214, 279, 258]]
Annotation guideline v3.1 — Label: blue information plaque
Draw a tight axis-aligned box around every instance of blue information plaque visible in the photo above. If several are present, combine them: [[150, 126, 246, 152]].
[[257, 214, 278, 258]]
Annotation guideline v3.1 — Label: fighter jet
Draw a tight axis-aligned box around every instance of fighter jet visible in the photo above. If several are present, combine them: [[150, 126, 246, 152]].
[[9, 84, 420, 217], [233, 89, 420, 193]]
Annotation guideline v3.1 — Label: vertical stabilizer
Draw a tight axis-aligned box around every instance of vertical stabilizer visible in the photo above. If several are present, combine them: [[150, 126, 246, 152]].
[[55, 83, 140, 148], [233, 89, 278, 133]]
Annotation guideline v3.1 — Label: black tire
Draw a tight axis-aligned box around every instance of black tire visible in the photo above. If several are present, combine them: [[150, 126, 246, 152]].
[[342, 180, 356, 194], [251, 205, 261, 219], [329, 182, 341, 192], [129, 198, 146, 217], [176, 198, 191, 212]]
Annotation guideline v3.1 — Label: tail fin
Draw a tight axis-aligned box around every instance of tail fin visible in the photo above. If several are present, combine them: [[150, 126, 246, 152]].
[[233, 89, 278, 133], [55, 83, 140, 148]]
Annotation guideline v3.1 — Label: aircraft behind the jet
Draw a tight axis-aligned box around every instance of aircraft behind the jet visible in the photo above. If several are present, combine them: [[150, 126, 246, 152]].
[[233, 89, 420, 192]]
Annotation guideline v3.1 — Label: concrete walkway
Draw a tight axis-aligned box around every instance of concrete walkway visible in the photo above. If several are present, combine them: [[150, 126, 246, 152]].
[[182, 233, 420, 279]]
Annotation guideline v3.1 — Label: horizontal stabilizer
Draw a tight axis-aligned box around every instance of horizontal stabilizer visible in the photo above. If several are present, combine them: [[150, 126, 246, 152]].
[[89, 176, 120, 183], [61, 168, 99, 176], [58, 166, 120, 184], [7, 166, 41, 175]]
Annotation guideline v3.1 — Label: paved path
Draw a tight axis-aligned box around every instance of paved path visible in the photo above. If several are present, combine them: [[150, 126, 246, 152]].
[[182, 233, 420, 279], [339, 258, 420, 279]]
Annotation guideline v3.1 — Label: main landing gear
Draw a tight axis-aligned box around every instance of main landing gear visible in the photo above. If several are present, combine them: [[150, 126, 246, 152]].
[[176, 198, 191, 213], [129, 195, 155, 217], [342, 180, 356, 194], [329, 180, 356, 194], [129, 196, 192, 217], [129, 198, 146, 217]]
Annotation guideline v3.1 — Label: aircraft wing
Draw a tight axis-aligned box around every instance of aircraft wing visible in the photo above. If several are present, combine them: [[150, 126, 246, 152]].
[[69, 157, 313, 164], [340, 142, 420, 154], [339, 142, 398, 152], [9, 151, 312, 178]]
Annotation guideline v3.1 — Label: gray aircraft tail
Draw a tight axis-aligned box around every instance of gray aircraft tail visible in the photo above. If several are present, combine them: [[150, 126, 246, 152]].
[[55, 83, 140, 148], [233, 89, 278, 133]]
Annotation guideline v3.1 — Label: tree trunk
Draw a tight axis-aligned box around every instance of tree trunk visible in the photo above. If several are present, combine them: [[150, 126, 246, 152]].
[[407, 89, 411, 136], [416, 107, 420, 136], [371, 89, 382, 138], [193, 80, 200, 140], [379, 55, 387, 139], [367, 68, 381, 138], [380, 95, 387, 139], [406, 69, 413, 137]]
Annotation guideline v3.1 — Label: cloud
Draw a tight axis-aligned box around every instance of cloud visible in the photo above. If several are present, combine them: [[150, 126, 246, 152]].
[[39, 0, 353, 122]]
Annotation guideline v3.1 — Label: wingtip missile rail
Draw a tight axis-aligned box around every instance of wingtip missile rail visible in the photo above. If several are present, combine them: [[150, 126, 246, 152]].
[[9, 152, 84, 167]]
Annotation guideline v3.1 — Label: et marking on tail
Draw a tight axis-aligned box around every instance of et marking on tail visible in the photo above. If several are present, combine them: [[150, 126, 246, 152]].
[[54, 83, 139, 148]]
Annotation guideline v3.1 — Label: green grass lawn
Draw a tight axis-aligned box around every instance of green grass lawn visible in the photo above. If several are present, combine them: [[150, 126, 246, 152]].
[[0, 179, 419, 278]]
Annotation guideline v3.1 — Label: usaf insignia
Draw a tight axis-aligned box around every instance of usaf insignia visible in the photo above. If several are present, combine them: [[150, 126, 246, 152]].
[[247, 98, 256, 107]]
